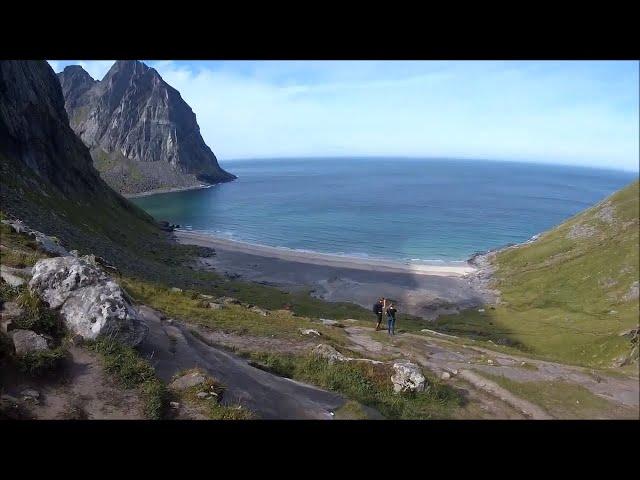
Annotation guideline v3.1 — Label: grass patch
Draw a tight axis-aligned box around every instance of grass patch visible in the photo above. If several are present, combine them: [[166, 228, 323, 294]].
[[480, 372, 628, 419], [170, 368, 254, 420], [17, 346, 67, 376], [87, 337, 167, 419], [0, 280, 21, 305], [435, 181, 639, 368], [121, 278, 350, 344], [245, 351, 464, 419], [334, 400, 371, 420], [14, 289, 64, 337]]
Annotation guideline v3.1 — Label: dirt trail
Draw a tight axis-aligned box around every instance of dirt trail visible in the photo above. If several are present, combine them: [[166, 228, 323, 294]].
[[137, 306, 382, 419], [343, 326, 639, 419], [1, 346, 144, 419]]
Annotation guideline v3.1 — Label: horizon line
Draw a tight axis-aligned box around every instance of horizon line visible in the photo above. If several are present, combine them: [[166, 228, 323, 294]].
[[219, 155, 640, 174]]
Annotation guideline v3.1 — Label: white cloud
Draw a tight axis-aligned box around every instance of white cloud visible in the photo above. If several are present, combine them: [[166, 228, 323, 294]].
[[46, 60, 640, 171]]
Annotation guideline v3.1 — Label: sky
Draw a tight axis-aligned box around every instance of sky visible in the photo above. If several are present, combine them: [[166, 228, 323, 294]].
[[47, 60, 639, 172]]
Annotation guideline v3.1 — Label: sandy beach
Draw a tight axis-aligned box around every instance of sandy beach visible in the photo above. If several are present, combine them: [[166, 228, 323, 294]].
[[175, 230, 493, 319], [176, 230, 475, 277]]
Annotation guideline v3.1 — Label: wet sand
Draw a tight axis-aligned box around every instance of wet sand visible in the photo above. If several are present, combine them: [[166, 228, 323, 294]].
[[175, 230, 493, 319]]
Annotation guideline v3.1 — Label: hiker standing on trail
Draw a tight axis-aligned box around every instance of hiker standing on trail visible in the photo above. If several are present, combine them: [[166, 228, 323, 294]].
[[386, 302, 397, 336], [373, 298, 384, 331]]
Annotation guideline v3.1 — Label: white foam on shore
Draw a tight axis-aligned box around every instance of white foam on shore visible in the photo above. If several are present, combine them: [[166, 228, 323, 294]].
[[175, 229, 476, 277]]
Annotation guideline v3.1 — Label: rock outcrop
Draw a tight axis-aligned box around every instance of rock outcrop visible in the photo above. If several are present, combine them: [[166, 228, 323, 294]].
[[57, 60, 236, 194], [29, 256, 147, 346]]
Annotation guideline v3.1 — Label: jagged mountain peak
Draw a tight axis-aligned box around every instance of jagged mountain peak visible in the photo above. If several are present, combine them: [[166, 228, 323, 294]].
[[57, 59, 235, 194]]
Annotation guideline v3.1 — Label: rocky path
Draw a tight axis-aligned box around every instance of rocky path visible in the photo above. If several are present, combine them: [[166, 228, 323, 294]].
[[343, 326, 639, 419], [137, 306, 372, 420]]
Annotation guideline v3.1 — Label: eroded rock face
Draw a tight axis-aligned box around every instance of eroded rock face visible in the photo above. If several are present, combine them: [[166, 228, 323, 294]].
[[391, 361, 426, 393], [29, 256, 147, 346], [11, 329, 49, 355]]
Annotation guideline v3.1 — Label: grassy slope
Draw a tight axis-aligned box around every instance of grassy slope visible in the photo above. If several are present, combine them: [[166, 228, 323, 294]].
[[435, 180, 639, 369]]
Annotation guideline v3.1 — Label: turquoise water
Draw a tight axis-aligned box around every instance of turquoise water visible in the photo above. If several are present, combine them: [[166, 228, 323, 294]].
[[131, 158, 637, 264]]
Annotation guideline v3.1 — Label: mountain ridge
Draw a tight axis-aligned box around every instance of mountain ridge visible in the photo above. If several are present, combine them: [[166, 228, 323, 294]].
[[57, 60, 236, 194]]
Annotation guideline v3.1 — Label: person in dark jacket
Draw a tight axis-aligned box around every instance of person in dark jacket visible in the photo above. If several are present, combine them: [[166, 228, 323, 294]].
[[386, 302, 397, 336], [373, 298, 384, 331]]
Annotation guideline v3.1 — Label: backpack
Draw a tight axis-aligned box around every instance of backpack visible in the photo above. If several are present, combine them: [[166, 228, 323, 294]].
[[372, 303, 379, 313]]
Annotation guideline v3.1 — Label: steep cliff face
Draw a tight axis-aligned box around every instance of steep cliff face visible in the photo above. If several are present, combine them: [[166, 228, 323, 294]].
[[0, 60, 165, 269], [57, 60, 236, 194], [0, 61, 107, 196]]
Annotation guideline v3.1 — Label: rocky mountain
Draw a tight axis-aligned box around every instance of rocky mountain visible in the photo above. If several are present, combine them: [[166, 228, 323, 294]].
[[0, 60, 173, 271], [56, 60, 236, 194]]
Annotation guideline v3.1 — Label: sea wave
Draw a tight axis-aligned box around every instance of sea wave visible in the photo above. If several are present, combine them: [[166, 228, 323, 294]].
[[180, 228, 469, 266]]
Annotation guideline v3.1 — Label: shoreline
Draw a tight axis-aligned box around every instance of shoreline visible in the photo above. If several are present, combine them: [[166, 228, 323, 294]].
[[124, 183, 214, 199], [175, 230, 476, 277]]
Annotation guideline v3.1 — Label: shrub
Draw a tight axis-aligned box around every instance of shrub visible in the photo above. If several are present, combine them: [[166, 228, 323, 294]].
[[0, 280, 20, 306], [17, 346, 67, 376], [15, 289, 63, 337]]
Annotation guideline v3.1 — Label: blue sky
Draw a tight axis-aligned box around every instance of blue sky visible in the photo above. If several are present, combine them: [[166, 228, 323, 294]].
[[48, 60, 639, 172]]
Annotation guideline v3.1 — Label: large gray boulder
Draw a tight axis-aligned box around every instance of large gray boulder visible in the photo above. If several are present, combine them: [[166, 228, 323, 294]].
[[28, 256, 147, 346], [391, 361, 427, 393], [11, 329, 49, 355]]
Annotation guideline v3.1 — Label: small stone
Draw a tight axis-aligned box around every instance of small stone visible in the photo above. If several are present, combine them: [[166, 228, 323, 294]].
[[477, 308, 485, 313], [170, 287, 183, 293], [170, 402, 180, 409], [300, 329, 321, 336], [451, 369, 459, 376], [21, 389, 40, 400], [169, 373, 207, 391], [441, 372, 451, 380], [249, 306, 269, 316], [320, 318, 344, 327], [196, 392, 209, 399], [207, 303, 224, 310], [216, 296, 241, 306], [487, 359, 494, 365], [520, 361, 526, 366], [312, 344, 347, 363]]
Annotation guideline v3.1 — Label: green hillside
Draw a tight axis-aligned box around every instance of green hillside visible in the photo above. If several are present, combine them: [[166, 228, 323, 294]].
[[435, 180, 639, 369]]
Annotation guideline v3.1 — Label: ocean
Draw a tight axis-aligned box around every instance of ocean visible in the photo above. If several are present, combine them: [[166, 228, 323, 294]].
[[131, 158, 637, 264]]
